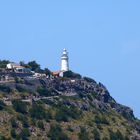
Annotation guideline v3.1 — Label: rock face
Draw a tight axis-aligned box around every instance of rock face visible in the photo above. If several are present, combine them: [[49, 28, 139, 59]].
[[0, 74, 140, 139], [37, 77, 135, 121], [1, 76, 136, 120]]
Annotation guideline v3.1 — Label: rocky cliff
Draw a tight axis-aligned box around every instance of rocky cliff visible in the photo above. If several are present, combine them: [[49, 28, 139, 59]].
[[0, 74, 139, 140]]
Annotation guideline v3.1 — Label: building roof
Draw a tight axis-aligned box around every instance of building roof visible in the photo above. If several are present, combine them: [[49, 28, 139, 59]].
[[52, 71, 61, 75]]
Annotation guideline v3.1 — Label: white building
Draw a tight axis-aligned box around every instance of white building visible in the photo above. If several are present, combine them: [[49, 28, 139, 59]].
[[6, 63, 24, 70], [6, 63, 31, 73], [61, 49, 69, 71]]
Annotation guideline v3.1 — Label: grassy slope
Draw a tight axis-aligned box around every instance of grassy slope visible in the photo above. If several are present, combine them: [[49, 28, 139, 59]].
[[0, 95, 136, 140]]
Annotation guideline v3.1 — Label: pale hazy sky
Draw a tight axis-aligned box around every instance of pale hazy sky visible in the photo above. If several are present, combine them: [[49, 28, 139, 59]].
[[0, 0, 140, 118]]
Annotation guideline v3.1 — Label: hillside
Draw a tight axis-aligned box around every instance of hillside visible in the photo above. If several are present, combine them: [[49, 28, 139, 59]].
[[0, 72, 140, 140]]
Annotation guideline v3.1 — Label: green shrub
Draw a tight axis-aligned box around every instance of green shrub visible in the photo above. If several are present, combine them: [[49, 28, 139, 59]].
[[12, 100, 28, 114], [91, 92, 100, 100], [37, 87, 51, 96], [0, 135, 10, 140], [17, 115, 29, 128], [87, 94, 93, 101], [0, 100, 6, 110], [15, 77, 24, 84], [16, 85, 27, 92], [77, 91, 87, 98], [30, 118, 36, 126], [116, 130, 124, 140], [45, 110, 52, 121], [37, 121, 45, 130], [55, 104, 82, 122], [94, 115, 109, 125], [48, 124, 69, 140], [92, 128, 100, 140], [15, 134, 21, 140], [20, 128, 30, 140], [109, 130, 126, 140], [11, 129, 16, 138], [63, 71, 81, 79], [67, 126, 74, 132], [30, 102, 46, 120], [10, 118, 18, 128], [102, 137, 109, 140], [0, 60, 9, 68], [55, 110, 69, 122], [27, 61, 40, 72], [78, 127, 90, 140], [0, 85, 11, 93], [44, 68, 52, 76]]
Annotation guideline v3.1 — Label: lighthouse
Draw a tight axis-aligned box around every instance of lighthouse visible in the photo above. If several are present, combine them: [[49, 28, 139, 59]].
[[61, 49, 69, 71]]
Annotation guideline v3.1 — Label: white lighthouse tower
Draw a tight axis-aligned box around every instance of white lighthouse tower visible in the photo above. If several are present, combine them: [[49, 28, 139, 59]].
[[61, 49, 69, 71]]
